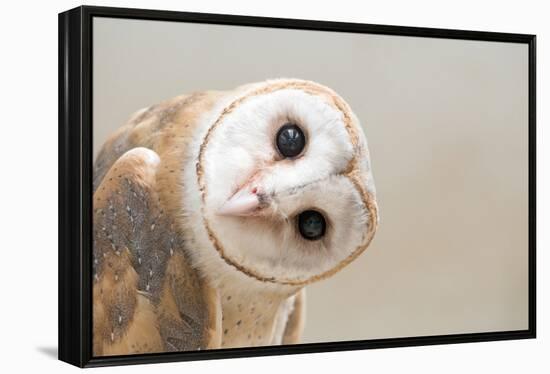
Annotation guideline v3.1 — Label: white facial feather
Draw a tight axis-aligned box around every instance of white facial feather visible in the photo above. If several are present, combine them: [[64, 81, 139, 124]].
[[181, 78, 377, 294]]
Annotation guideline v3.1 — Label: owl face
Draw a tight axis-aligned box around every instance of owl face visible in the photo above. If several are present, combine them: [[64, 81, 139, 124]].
[[192, 79, 378, 287]]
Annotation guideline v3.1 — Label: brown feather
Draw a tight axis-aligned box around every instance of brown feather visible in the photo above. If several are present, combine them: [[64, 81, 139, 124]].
[[93, 147, 220, 355]]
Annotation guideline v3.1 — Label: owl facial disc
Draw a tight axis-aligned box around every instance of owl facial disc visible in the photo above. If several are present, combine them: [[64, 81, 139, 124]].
[[196, 79, 378, 287]]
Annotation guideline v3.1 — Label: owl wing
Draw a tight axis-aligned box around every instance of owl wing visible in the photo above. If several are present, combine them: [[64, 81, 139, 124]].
[[93, 147, 221, 356], [282, 289, 306, 344]]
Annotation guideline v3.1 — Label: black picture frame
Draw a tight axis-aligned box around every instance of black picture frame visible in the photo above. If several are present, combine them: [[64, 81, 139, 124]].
[[58, 5, 537, 368]]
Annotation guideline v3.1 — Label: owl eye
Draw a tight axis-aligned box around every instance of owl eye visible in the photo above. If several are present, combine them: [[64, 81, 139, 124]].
[[297, 210, 326, 241], [276, 123, 305, 158]]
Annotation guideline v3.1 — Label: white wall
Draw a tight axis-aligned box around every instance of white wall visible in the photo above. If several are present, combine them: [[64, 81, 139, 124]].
[[0, 0, 547, 373]]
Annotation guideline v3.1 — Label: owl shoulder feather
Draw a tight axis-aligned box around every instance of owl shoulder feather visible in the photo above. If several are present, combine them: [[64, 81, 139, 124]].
[[93, 147, 221, 355]]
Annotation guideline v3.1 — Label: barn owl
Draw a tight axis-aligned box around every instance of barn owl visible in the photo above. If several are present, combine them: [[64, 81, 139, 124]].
[[92, 78, 378, 356]]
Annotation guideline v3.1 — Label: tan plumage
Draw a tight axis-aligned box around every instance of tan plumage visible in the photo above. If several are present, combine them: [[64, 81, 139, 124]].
[[92, 79, 378, 355], [93, 148, 221, 355]]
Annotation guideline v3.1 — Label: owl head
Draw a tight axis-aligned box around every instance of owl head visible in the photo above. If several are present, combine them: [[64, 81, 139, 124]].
[[187, 79, 378, 291]]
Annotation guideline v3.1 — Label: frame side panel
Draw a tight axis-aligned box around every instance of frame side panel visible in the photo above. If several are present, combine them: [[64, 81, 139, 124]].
[[59, 7, 87, 368], [528, 36, 536, 337]]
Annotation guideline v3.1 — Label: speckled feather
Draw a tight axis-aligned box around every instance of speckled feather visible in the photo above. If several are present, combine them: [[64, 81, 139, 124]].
[[93, 146, 221, 355]]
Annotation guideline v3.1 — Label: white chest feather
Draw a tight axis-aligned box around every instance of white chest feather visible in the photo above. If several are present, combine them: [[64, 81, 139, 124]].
[[218, 286, 296, 348]]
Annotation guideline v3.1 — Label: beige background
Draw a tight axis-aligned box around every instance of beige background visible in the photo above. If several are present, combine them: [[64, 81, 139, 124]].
[[93, 17, 529, 343]]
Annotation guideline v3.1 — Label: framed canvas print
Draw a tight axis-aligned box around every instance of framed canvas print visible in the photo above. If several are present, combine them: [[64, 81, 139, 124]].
[[58, 5, 536, 368]]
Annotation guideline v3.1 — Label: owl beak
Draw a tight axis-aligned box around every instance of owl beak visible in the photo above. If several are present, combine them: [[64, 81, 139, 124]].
[[217, 185, 265, 216]]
